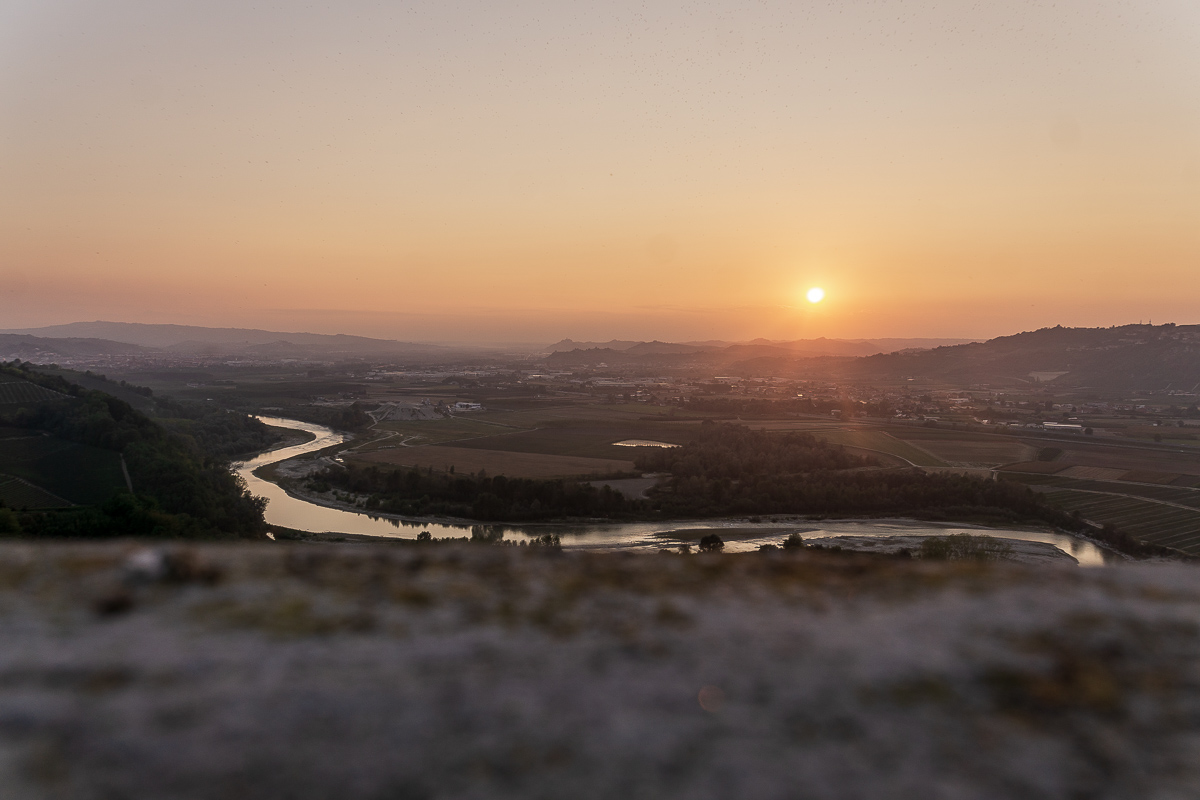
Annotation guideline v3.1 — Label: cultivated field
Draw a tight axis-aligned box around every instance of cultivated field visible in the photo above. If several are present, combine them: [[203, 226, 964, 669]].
[[1118, 425, 1200, 442], [451, 421, 700, 461], [1000, 472, 1200, 554], [1057, 466, 1128, 480], [351, 445, 635, 479], [473, 403, 686, 429], [1004, 473, 1200, 511], [740, 424, 945, 467], [22, 367, 157, 412], [999, 460, 1069, 475], [0, 435, 126, 505], [887, 428, 1038, 466], [1002, 460, 1200, 488], [0, 378, 64, 407], [365, 417, 524, 448], [1046, 442, 1200, 476], [1037, 488, 1200, 554], [808, 429, 948, 467], [0, 475, 72, 509]]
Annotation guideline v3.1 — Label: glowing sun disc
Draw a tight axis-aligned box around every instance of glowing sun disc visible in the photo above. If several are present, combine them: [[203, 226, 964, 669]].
[[806, 287, 825, 303]]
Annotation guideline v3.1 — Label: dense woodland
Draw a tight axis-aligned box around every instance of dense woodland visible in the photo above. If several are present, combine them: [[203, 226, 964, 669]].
[[153, 395, 279, 458], [313, 421, 1086, 531], [633, 423, 873, 476], [285, 402, 375, 432], [309, 465, 634, 521], [632, 423, 1060, 522], [0, 363, 268, 539]]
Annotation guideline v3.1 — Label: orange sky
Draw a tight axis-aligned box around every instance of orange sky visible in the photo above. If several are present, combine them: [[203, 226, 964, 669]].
[[2, 0, 1198, 343]]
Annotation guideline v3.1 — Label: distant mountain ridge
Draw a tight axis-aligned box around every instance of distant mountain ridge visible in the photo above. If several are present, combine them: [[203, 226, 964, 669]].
[[545, 336, 978, 358], [1, 322, 446, 358], [545, 324, 1200, 391], [0, 334, 157, 360], [10, 322, 1197, 391]]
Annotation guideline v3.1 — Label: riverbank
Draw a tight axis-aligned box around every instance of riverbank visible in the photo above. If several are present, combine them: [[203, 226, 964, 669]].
[[262, 423, 317, 451]]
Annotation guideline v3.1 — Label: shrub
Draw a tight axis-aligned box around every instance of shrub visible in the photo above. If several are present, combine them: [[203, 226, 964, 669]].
[[919, 534, 1013, 562], [782, 532, 805, 550]]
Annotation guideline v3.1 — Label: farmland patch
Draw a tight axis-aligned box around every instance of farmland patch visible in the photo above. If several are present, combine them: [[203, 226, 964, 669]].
[[368, 417, 523, 448], [451, 422, 700, 460], [804, 429, 947, 467], [998, 461, 1069, 475], [0, 475, 72, 509], [1036, 488, 1200, 555], [0, 379, 66, 407], [0, 435, 126, 505], [1050, 443, 1200, 475], [1121, 470, 1183, 485], [1059, 466, 1128, 480], [350, 446, 635, 479]]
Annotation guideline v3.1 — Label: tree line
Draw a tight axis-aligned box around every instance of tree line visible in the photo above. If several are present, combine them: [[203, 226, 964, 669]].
[[308, 465, 634, 522]]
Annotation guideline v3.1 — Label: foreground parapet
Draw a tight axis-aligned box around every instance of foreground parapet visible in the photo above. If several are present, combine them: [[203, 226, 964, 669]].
[[0, 543, 1197, 799]]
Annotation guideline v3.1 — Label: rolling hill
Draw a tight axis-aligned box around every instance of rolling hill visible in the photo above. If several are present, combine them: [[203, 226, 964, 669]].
[[0, 363, 268, 537], [825, 324, 1200, 389], [544, 324, 1200, 392], [1, 322, 447, 359], [544, 336, 976, 359]]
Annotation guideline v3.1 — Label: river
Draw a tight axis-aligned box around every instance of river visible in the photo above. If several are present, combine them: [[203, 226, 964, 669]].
[[235, 417, 1117, 566]]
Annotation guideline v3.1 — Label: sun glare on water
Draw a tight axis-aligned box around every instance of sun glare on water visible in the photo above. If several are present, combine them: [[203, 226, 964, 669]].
[[806, 287, 825, 303]]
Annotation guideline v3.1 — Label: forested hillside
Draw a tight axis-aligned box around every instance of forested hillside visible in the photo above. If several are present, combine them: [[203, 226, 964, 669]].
[[0, 362, 267, 539]]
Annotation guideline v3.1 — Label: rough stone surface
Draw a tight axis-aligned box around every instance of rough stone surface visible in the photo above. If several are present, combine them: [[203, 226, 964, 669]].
[[1, 543, 1198, 799]]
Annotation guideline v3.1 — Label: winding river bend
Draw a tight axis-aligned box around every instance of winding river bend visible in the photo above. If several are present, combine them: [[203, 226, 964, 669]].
[[236, 417, 1116, 566]]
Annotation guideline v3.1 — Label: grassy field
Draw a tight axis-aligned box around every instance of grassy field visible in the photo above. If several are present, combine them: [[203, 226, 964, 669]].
[[450, 421, 701, 460], [742, 421, 855, 435], [801, 429, 948, 467], [1118, 425, 1200, 442], [0, 435, 126, 506], [474, 403, 684, 429], [366, 417, 524, 448], [1044, 442, 1200, 475], [350, 446, 635, 479], [886, 428, 1038, 466]]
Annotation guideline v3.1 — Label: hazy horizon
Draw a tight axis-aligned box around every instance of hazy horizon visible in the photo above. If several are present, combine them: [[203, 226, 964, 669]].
[[3, 1, 1198, 341]]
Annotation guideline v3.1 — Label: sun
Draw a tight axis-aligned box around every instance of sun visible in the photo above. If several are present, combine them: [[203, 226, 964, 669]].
[[806, 287, 825, 304]]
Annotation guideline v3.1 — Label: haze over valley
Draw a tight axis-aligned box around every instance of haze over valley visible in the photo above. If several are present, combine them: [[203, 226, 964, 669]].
[[3, 1, 1200, 797]]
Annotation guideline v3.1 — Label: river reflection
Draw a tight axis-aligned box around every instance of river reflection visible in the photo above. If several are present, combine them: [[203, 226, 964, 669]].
[[237, 417, 1117, 566]]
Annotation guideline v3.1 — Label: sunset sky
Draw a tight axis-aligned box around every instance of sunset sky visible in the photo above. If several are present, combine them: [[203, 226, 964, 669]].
[[2, 0, 1197, 343]]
